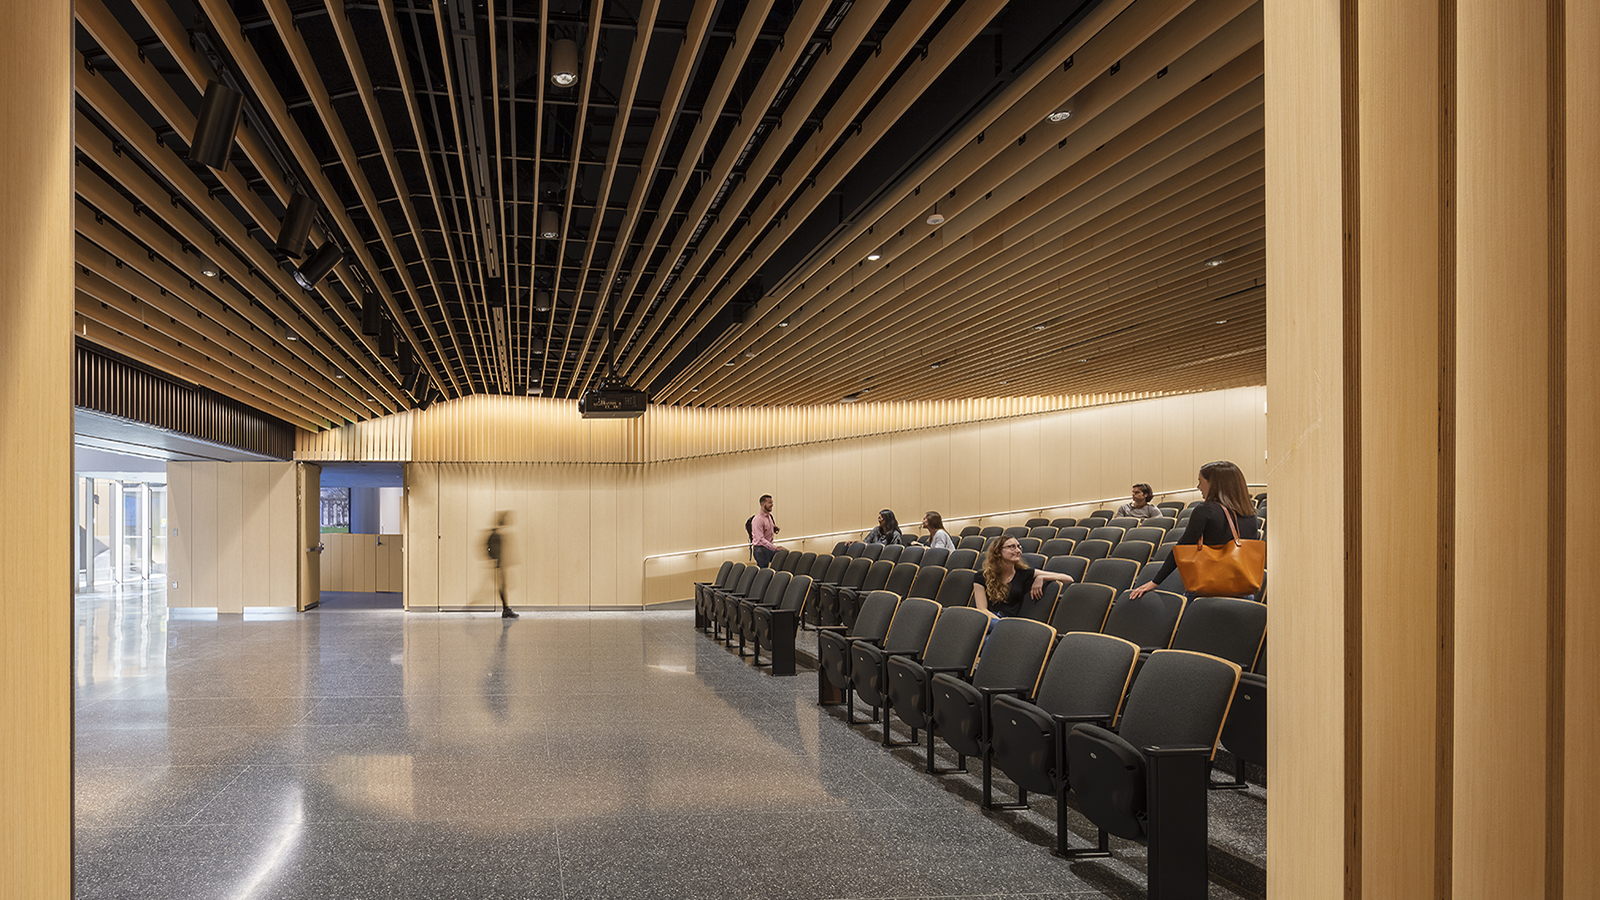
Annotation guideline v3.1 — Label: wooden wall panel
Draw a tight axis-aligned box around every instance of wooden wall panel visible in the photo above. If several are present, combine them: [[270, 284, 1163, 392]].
[[188, 463, 218, 606], [437, 464, 469, 608], [166, 462, 191, 605], [1566, 4, 1599, 895], [1264, 0, 1346, 897], [404, 463, 438, 609], [268, 464, 296, 607], [1160, 394, 1196, 490], [0, 0, 72, 890], [213, 463, 243, 613], [553, 464, 592, 608], [239, 464, 269, 609]]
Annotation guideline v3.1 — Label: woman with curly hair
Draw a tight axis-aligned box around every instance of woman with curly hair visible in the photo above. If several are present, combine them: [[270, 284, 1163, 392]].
[[971, 534, 1076, 618]]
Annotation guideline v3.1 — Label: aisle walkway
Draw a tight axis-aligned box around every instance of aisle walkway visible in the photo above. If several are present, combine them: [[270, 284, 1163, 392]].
[[73, 587, 1263, 899]]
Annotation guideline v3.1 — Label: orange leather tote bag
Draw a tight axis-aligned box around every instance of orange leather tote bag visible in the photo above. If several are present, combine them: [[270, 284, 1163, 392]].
[[1171, 507, 1265, 597]]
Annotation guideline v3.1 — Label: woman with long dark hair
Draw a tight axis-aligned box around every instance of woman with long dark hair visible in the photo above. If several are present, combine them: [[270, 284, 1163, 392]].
[[922, 511, 956, 551], [1129, 460, 1260, 599], [864, 509, 902, 544], [971, 534, 1076, 618]]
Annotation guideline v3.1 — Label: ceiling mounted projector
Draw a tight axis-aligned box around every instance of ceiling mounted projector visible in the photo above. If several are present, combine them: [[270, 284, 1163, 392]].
[[578, 379, 648, 419]]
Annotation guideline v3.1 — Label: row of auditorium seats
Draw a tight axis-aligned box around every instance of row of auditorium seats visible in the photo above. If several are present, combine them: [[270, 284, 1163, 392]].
[[810, 586, 1264, 896]]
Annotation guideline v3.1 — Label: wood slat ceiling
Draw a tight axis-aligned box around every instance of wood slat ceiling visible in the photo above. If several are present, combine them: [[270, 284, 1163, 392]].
[[71, 0, 1264, 428]]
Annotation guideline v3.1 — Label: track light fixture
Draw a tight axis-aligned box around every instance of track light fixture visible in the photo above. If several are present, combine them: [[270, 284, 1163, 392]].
[[361, 295, 381, 336], [188, 80, 244, 170], [534, 289, 552, 312], [549, 39, 580, 87], [283, 323, 298, 341], [293, 242, 343, 289], [1046, 107, 1074, 123], [399, 345, 416, 378], [378, 319, 395, 358], [540, 208, 559, 240], [276, 193, 316, 258]]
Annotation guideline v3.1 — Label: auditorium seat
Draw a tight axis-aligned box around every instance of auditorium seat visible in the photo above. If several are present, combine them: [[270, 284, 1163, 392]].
[[1125, 526, 1167, 546], [920, 547, 950, 568], [960, 525, 981, 537], [905, 564, 946, 602], [1073, 539, 1111, 562], [849, 596, 941, 740], [1102, 589, 1185, 652], [818, 557, 871, 629], [1018, 537, 1042, 554], [932, 568, 978, 608], [1028, 526, 1058, 541], [928, 617, 1056, 779], [988, 631, 1140, 852], [946, 549, 979, 571], [750, 574, 811, 674], [1058, 526, 1090, 543], [1042, 554, 1088, 585], [1025, 517, 1051, 528], [1107, 517, 1142, 531], [1086, 526, 1125, 546], [805, 555, 852, 629], [1110, 540, 1154, 566], [1065, 649, 1241, 898], [838, 559, 896, 629], [817, 590, 900, 719], [1040, 538, 1076, 558], [1046, 582, 1117, 634], [957, 534, 986, 551], [1049, 517, 1078, 529], [885, 606, 991, 767], [899, 545, 925, 566], [1003, 526, 1031, 540]]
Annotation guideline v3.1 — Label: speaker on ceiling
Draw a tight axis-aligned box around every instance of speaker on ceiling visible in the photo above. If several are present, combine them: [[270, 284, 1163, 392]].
[[188, 80, 244, 170]]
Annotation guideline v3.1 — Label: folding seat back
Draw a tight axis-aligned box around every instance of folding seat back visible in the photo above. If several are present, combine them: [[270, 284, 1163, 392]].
[[846, 541, 867, 557], [957, 534, 986, 551], [1003, 525, 1031, 539], [1043, 554, 1089, 584], [900, 533, 922, 546], [1102, 589, 1186, 650], [980, 526, 1004, 538], [1020, 552, 1047, 571], [878, 543, 904, 564], [1028, 526, 1058, 541], [1253, 492, 1267, 503], [840, 559, 895, 628], [791, 551, 817, 573], [818, 590, 901, 694], [837, 557, 872, 589], [989, 631, 1140, 816], [1176, 509, 1195, 527], [946, 548, 980, 571], [816, 556, 873, 627], [1048, 582, 1117, 633], [849, 597, 943, 719], [886, 606, 991, 734], [1125, 526, 1166, 546], [931, 567, 978, 608], [1154, 541, 1181, 565], [1040, 538, 1076, 558], [1059, 526, 1090, 543], [1135, 561, 1177, 595], [770, 547, 790, 570], [1156, 501, 1186, 513], [883, 562, 919, 598], [1147, 516, 1178, 533], [960, 525, 982, 537], [706, 560, 734, 588], [1067, 650, 1240, 859], [1084, 557, 1139, 593], [832, 540, 851, 556], [1087, 526, 1125, 545], [1025, 517, 1051, 528], [906, 565, 945, 601], [920, 547, 949, 568], [983, 535, 1001, 553], [899, 545, 925, 566], [1074, 539, 1112, 562], [695, 560, 735, 612], [860, 542, 883, 561], [751, 573, 814, 670], [1018, 537, 1042, 554], [1016, 576, 1058, 622], [1220, 672, 1267, 770], [1110, 540, 1153, 566], [1107, 517, 1142, 531], [1170, 596, 1268, 671], [819, 555, 851, 585], [931, 617, 1057, 760], [729, 564, 759, 597], [1089, 510, 1115, 521], [1186, 500, 1205, 508], [1050, 517, 1078, 529], [807, 554, 834, 581]]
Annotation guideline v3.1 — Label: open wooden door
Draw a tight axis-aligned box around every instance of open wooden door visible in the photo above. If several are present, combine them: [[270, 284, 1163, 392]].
[[297, 462, 322, 611]]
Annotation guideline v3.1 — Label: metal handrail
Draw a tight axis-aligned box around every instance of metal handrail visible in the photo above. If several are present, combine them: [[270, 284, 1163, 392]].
[[640, 483, 1266, 562]]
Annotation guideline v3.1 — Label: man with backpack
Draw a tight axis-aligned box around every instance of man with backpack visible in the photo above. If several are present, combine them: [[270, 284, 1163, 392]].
[[748, 494, 779, 568]]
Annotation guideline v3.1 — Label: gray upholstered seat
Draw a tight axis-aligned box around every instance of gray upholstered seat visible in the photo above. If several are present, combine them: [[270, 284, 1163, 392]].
[[905, 564, 945, 602], [1018, 537, 1042, 554], [899, 545, 925, 566], [988, 631, 1140, 849], [837, 559, 895, 629], [1110, 539, 1154, 566], [1083, 557, 1138, 593], [1049, 517, 1078, 529], [1086, 526, 1124, 546], [920, 547, 949, 568], [1102, 589, 1186, 651], [848, 596, 941, 734], [1125, 526, 1166, 546], [1039, 538, 1075, 558], [957, 534, 985, 551], [817, 590, 900, 716], [931, 567, 976, 608], [1042, 554, 1088, 584], [751, 574, 811, 674], [1046, 582, 1116, 634], [1073, 539, 1111, 562], [1028, 526, 1058, 541], [928, 616, 1056, 777], [945, 548, 979, 571], [817, 557, 871, 628], [885, 606, 990, 762]]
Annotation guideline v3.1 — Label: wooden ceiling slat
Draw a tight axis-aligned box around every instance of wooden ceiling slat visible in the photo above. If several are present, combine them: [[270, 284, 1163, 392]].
[[649, 0, 1259, 393], [71, 183, 374, 422], [252, 0, 459, 398], [620, 0, 943, 380], [324, 0, 471, 394], [70, 87, 404, 417], [537, 0, 720, 390], [676, 41, 1267, 403], [426, 0, 495, 392], [74, 229, 350, 423], [546, 0, 622, 394], [627, 0, 1147, 388], [569, 0, 827, 396], [74, 272, 326, 429], [73, 297, 323, 431]]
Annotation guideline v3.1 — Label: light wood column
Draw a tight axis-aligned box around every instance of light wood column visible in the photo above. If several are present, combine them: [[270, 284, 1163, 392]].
[[1268, 0, 1587, 897], [0, 0, 74, 895]]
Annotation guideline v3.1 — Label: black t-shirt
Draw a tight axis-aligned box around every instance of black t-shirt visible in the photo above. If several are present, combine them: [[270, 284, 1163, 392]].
[[1152, 501, 1260, 585], [974, 567, 1038, 615]]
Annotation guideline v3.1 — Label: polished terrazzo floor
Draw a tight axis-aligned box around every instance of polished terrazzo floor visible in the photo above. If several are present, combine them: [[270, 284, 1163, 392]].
[[74, 585, 1265, 900]]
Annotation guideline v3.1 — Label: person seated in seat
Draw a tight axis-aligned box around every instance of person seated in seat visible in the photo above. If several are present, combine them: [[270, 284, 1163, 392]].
[[972, 535, 1076, 618], [922, 511, 956, 551], [864, 509, 902, 544], [1115, 483, 1162, 520]]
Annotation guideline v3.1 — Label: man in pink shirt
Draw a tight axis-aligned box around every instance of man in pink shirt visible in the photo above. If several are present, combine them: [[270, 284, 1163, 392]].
[[750, 494, 779, 568]]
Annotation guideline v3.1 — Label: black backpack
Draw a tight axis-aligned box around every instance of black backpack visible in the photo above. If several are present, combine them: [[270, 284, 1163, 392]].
[[744, 515, 754, 539]]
